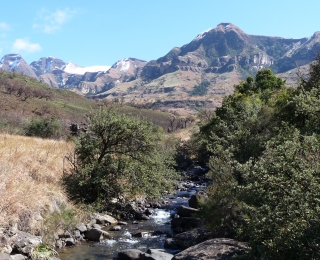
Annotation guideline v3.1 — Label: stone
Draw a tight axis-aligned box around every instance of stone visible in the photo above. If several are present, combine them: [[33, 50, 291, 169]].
[[65, 237, 76, 246], [143, 249, 174, 260], [118, 221, 128, 225], [92, 224, 102, 229], [83, 229, 102, 241], [131, 231, 152, 238], [110, 225, 121, 231], [135, 213, 150, 220], [0, 253, 12, 260], [174, 228, 212, 249], [92, 213, 118, 225], [177, 206, 199, 218], [171, 217, 202, 229], [164, 238, 179, 250], [10, 255, 26, 260], [10, 230, 42, 255], [172, 238, 249, 260], [188, 190, 208, 209], [75, 223, 87, 232], [118, 249, 143, 260]]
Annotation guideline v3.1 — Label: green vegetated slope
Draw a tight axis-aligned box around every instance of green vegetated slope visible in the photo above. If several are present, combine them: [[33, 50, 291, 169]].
[[0, 71, 180, 134]]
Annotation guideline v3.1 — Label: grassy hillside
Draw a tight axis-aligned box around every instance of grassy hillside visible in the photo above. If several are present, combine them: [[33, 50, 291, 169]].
[[0, 71, 189, 135], [0, 134, 76, 238]]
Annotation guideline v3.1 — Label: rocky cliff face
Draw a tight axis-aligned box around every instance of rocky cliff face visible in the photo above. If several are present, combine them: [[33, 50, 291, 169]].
[[30, 57, 66, 76], [140, 23, 315, 82]]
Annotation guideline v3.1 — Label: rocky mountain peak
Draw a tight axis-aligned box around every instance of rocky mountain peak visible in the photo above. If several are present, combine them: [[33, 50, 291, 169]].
[[214, 22, 246, 35], [0, 54, 37, 79], [30, 57, 66, 76]]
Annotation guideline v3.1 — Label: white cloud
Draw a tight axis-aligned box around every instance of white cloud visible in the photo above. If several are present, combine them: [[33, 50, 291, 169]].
[[0, 22, 10, 30], [12, 39, 42, 53], [33, 8, 78, 33]]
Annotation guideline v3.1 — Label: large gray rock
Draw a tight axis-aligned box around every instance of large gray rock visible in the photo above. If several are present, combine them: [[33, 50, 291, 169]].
[[10, 255, 26, 260], [188, 190, 208, 209], [92, 213, 118, 225], [172, 238, 249, 260], [143, 249, 173, 260], [118, 249, 143, 260], [174, 228, 212, 249], [75, 223, 87, 232], [0, 253, 12, 260], [10, 231, 42, 255], [177, 206, 199, 217]]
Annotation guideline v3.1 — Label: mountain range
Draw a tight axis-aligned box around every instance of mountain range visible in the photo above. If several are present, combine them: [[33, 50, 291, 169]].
[[1, 23, 319, 112]]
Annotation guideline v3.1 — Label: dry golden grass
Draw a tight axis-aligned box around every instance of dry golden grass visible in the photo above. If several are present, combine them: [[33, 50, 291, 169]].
[[0, 134, 75, 233]]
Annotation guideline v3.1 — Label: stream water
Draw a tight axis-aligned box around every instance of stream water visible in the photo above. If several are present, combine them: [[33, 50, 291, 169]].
[[58, 182, 205, 260]]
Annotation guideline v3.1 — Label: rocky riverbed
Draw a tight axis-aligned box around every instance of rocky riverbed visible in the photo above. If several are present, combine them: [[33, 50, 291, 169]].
[[0, 166, 249, 260]]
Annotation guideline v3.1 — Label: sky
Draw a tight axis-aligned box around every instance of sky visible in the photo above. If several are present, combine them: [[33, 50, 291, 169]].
[[1, 0, 320, 67]]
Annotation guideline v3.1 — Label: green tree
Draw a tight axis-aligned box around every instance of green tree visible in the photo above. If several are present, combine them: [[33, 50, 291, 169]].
[[63, 105, 178, 209]]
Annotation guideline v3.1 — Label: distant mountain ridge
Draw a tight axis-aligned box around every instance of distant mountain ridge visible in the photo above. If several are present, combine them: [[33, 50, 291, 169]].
[[0, 23, 319, 111]]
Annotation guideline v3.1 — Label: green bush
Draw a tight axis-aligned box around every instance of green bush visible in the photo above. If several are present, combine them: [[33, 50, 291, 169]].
[[24, 116, 62, 139]]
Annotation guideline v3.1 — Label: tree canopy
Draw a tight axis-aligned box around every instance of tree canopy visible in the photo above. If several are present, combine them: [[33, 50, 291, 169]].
[[63, 105, 178, 209], [191, 61, 320, 259]]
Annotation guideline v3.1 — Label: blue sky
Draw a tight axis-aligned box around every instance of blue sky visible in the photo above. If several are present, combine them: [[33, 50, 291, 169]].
[[1, 0, 320, 67]]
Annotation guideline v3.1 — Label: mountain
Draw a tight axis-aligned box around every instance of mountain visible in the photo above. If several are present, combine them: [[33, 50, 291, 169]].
[[0, 23, 319, 113], [100, 23, 320, 112], [0, 54, 38, 78]]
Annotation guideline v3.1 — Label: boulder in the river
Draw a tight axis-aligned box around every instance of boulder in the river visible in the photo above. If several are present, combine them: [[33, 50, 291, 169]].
[[75, 223, 87, 232], [135, 213, 150, 220], [174, 228, 212, 249], [171, 217, 203, 233], [164, 238, 179, 250], [131, 231, 153, 238], [10, 230, 42, 255], [177, 205, 199, 217], [172, 238, 249, 260], [143, 248, 174, 260], [84, 228, 112, 241], [65, 237, 76, 246], [188, 190, 208, 209], [118, 249, 143, 260], [110, 225, 122, 231], [118, 221, 128, 225], [92, 213, 118, 225]]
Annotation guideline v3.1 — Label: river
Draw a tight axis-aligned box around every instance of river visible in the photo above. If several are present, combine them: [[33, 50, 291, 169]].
[[58, 182, 204, 260]]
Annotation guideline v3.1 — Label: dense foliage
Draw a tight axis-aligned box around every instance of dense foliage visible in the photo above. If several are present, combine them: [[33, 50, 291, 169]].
[[191, 80, 210, 96], [191, 63, 320, 259], [63, 105, 178, 209], [24, 116, 62, 139]]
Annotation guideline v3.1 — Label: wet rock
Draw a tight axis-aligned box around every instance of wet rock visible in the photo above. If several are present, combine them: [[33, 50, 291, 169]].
[[131, 231, 153, 238], [84, 229, 105, 241], [144, 208, 154, 216], [143, 248, 174, 260], [171, 217, 203, 233], [174, 228, 212, 249], [65, 237, 76, 246], [55, 239, 64, 249], [172, 238, 249, 260], [188, 190, 208, 209], [110, 225, 122, 231], [132, 221, 139, 224], [118, 221, 128, 225], [0, 253, 12, 260], [10, 230, 42, 255], [76, 223, 87, 232], [135, 213, 150, 220], [164, 238, 179, 250], [118, 249, 143, 260], [177, 206, 199, 217]]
